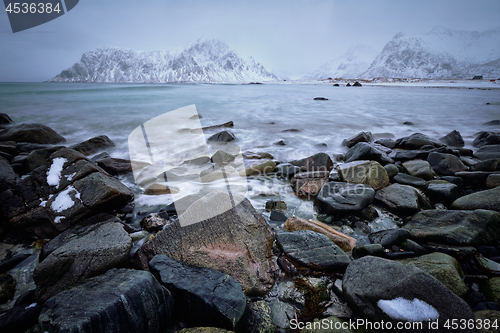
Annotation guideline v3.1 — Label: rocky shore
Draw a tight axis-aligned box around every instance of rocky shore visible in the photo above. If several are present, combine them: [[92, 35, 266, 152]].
[[1, 111, 500, 332]]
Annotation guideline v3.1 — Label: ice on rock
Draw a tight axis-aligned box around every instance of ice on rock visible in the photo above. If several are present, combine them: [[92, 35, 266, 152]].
[[47, 157, 67, 188], [377, 297, 439, 322], [50, 186, 81, 213]]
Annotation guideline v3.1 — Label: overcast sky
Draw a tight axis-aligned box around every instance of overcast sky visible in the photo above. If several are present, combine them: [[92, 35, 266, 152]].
[[1, 0, 499, 81]]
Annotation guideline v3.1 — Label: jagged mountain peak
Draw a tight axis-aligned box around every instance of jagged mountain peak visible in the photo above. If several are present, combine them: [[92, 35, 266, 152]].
[[49, 39, 279, 83]]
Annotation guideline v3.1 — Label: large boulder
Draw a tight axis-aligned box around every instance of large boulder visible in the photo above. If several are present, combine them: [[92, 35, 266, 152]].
[[0, 156, 18, 192], [276, 230, 351, 271], [439, 130, 464, 148], [283, 216, 356, 252], [207, 130, 236, 142], [343, 256, 474, 332], [33, 216, 132, 302], [314, 181, 375, 214], [392, 173, 427, 189], [337, 160, 389, 191], [290, 152, 333, 172], [375, 183, 421, 216], [0, 124, 65, 144], [149, 254, 247, 331], [96, 157, 133, 175], [395, 133, 444, 150], [344, 142, 393, 165], [70, 135, 115, 156], [397, 252, 468, 297], [475, 145, 500, 160], [450, 186, 500, 212], [38, 268, 174, 333], [427, 152, 467, 176], [402, 159, 435, 180], [403, 209, 500, 246], [132, 193, 276, 296], [342, 131, 374, 148], [0, 113, 13, 125], [471, 159, 500, 172], [427, 181, 461, 206], [473, 131, 500, 148]]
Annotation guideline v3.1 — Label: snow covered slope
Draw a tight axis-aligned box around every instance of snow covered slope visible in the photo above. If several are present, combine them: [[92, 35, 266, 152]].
[[302, 44, 379, 80], [362, 26, 500, 79], [49, 39, 280, 83]]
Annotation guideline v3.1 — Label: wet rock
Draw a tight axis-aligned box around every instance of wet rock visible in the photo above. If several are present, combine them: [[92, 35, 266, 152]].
[[342, 131, 374, 148], [38, 268, 174, 333], [343, 256, 474, 332], [242, 151, 273, 160], [314, 181, 375, 214], [207, 130, 236, 142], [455, 171, 499, 188], [392, 173, 427, 188], [475, 145, 500, 160], [482, 277, 500, 306], [211, 150, 235, 164], [353, 81, 362, 86], [486, 174, 500, 188], [245, 300, 274, 333], [70, 135, 115, 156], [314, 97, 328, 100], [402, 159, 435, 180], [132, 193, 276, 296], [274, 140, 286, 146], [201, 121, 234, 131], [290, 152, 333, 172], [26, 146, 64, 171], [394, 149, 430, 161], [269, 210, 287, 222], [274, 163, 300, 178], [471, 159, 500, 172], [242, 160, 276, 176], [473, 131, 500, 148], [375, 183, 421, 216], [0, 156, 18, 192], [344, 142, 393, 165], [439, 130, 464, 147], [0, 113, 13, 125], [96, 157, 133, 175], [0, 290, 42, 333], [276, 230, 351, 271], [404, 209, 500, 246], [427, 152, 467, 176], [265, 200, 287, 211], [440, 175, 464, 187], [337, 160, 389, 191], [450, 186, 500, 212], [379, 228, 412, 248], [141, 213, 168, 231], [0, 124, 66, 144], [427, 181, 461, 206], [395, 133, 444, 150], [375, 138, 397, 149], [33, 219, 132, 302], [0, 273, 16, 304], [283, 216, 356, 252], [144, 183, 178, 195], [384, 163, 399, 178], [397, 252, 468, 297], [290, 171, 330, 197], [352, 244, 385, 258], [150, 254, 247, 331]]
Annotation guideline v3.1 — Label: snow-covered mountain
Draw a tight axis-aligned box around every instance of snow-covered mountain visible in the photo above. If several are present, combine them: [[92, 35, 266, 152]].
[[362, 26, 500, 79], [49, 39, 280, 83], [302, 44, 379, 80]]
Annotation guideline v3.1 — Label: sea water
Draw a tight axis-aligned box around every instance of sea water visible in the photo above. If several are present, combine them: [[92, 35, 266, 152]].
[[1, 82, 499, 231]]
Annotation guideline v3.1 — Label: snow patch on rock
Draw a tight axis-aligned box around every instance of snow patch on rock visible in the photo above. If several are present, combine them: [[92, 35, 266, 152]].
[[377, 297, 439, 322], [46, 158, 67, 188], [51, 185, 81, 213]]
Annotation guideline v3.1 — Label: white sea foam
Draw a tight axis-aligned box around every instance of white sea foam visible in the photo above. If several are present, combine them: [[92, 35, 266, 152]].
[[46, 158, 66, 188], [377, 297, 439, 322]]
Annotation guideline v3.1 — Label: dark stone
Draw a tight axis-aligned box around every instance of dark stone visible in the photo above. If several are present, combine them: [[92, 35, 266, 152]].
[[290, 152, 333, 172], [353, 81, 362, 86], [0, 273, 16, 304], [26, 146, 64, 171], [274, 163, 300, 178], [149, 254, 247, 331], [402, 159, 435, 180], [337, 160, 390, 191], [392, 173, 427, 188], [265, 200, 287, 211], [33, 218, 132, 302], [333, 83, 340, 86], [70, 135, 115, 156], [0, 113, 13, 125], [242, 151, 274, 160], [400, 239, 427, 255], [471, 159, 500, 172], [404, 209, 500, 246], [276, 230, 351, 271], [422, 242, 477, 257], [395, 133, 444, 150], [0, 124, 65, 144], [207, 130, 236, 142], [343, 256, 475, 332], [475, 145, 500, 160], [0, 156, 18, 192], [483, 120, 500, 126], [455, 171, 498, 188], [290, 171, 329, 197], [427, 152, 467, 176], [140, 213, 168, 231], [132, 194, 276, 296], [473, 131, 500, 148], [375, 183, 421, 216], [450, 186, 500, 212], [427, 182, 461, 206], [342, 131, 374, 148], [352, 244, 385, 258], [38, 268, 174, 333], [440, 176, 464, 187], [380, 228, 412, 248], [313, 97, 328, 100], [97, 157, 133, 175], [403, 121, 414, 125], [314, 181, 375, 214], [394, 149, 430, 161], [384, 163, 399, 178], [346, 83, 351, 86], [0, 290, 42, 333], [201, 121, 234, 131], [439, 130, 464, 147], [274, 140, 286, 146], [345, 142, 394, 165], [375, 138, 397, 149], [90, 151, 110, 162], [270, 210, 287, 222]]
